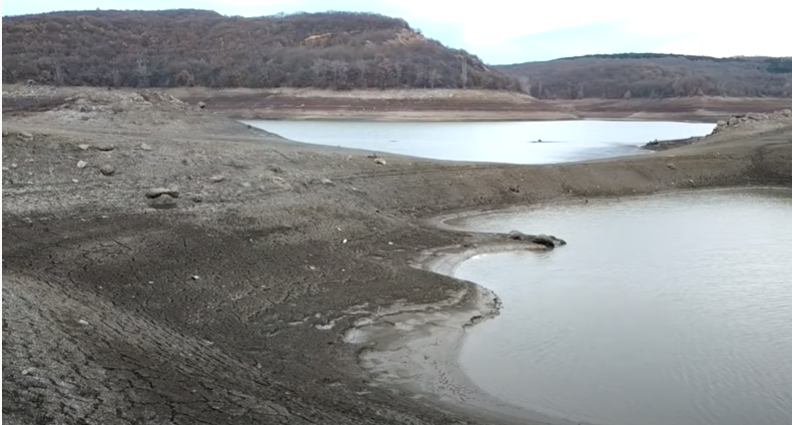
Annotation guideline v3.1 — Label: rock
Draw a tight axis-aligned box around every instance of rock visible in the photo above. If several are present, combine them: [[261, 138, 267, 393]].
[[374, 158, 387, 165], [96, 144, 116, 151], [191, 275, 200, 280], [77, 319, 89, 326], [100, 164, 115, 176], [532, 234, 567, 248], [149, 197, 178, 210], [320, 178, 335, 185], [145, 187, 180, 199], [77, 143, 90, 150], [267, 164, 282, 173], [667, 163, 676, 170], [507, 230, 566, 248], [140, 143, 152, 151], [211, 175, 226, 183], [72, 179, 79, 183], [77, 160, 88, 169], [197, 101, 206, 109], [2, 166, 9, 172], [18, 131, 33, 140], [241, 181, 252, 188], [191, 196, 203, 203], [11, 163, 18, 169], [21, 367, 35, 375]]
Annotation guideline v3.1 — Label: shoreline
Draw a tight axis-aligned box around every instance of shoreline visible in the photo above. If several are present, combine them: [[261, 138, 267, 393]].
[[344, 240, 575, 425], [349, 186, 792, 425], [5, 84, 789, 124]]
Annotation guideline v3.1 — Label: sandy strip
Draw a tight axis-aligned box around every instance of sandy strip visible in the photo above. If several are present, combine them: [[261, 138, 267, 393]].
[[344, 237, 580, 425]]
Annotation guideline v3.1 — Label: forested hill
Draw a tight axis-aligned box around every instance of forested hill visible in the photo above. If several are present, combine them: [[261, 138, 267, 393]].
[[494, 53, 792, 99], [2, 9, 518, 91]]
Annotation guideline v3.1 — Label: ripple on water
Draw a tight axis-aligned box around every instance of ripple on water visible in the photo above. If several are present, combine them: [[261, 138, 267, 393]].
[[453, 189, 792, 425]]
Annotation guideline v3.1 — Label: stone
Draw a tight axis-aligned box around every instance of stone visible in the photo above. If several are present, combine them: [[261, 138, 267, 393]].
[[211, 174, 226, 183], [667, 163, 677, 170], [374, 158, 387, 165], [145, 187, 180, 199], [77, 143, 90, 150], [18, 131, 33, 140], [140, 143, 153, 151], [197, 101, 206, 109], [96, 144, 116, 151], [507, 230, 566, 248], [149, 197, 177, 209], [100, 164, 115, 176], [77, 160, 88, 169]]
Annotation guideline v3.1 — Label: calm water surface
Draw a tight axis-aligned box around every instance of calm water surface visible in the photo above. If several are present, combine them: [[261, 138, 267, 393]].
[[453, 189, 792, 425], [244, 120, 714, 164]]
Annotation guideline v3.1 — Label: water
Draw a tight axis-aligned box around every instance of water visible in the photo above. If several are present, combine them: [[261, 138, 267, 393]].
[[451, 189, 792, 425], [244, 120, 714, 164]]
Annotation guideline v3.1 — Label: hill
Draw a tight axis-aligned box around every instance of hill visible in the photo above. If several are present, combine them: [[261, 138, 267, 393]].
[[1, 9, 518, 91], [494, 53, 792, 99]]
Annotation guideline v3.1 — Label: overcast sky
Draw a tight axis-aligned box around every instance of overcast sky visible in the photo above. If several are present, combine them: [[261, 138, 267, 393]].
[[3, 0, 791, 64]]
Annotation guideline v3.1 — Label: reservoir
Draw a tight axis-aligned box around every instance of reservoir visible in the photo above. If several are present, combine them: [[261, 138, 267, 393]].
[[244, 120, 714, 164], [449, 189, 792, 425]]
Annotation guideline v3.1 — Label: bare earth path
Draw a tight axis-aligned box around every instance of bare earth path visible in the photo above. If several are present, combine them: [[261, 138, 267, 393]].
[[2, 87, 791, 425]]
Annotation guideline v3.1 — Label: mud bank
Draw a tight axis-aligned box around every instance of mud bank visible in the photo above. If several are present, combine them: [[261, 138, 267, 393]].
[[2, 87, 792, 425], [344, 238, 579, 425]]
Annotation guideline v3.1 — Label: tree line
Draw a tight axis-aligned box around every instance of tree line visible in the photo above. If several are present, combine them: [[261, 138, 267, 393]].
[[1, 9, 519, 91], [496, 54, 792, 99]]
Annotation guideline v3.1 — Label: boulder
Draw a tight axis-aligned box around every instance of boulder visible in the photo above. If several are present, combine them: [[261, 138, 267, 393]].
[[100, 164, 115, 176], [145, 187, 180, 199], [507, 230, 566, 248], [96, 144, 116, 151]]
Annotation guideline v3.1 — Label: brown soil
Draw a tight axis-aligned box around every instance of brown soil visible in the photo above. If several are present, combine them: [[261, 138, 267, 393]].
[[155, 86, 792, 122], [3, 86, 792, 425]]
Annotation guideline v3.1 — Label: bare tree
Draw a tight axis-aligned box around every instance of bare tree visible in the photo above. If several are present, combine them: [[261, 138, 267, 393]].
[[136, 58, 151, 88], [458, 55, 468, 89]]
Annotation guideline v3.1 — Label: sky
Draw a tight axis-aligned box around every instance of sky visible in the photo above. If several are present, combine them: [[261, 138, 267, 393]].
[[2, 0, 791, 64]]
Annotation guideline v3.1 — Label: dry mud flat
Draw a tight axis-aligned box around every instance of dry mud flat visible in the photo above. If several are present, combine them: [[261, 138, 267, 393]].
[[3, 87, 792, 425], [163, 86, 792, 122]]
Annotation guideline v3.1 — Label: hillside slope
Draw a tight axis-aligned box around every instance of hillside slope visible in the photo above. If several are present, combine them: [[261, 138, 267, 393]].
[[495, 53, 792, 99], [2, 9, 518, 91]]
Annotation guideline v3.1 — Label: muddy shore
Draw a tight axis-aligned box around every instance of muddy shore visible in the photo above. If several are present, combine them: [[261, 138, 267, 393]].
[[163, 87, 792, 123], [2, 87, 792, 425]]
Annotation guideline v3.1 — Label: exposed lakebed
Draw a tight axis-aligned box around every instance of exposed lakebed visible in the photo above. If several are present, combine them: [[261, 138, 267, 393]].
[[245, 119, 714, 164]]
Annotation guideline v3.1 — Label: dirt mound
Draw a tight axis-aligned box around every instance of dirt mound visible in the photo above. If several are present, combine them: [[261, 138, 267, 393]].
[[710, 108, 792, 136], [42, 89, 186, 120]]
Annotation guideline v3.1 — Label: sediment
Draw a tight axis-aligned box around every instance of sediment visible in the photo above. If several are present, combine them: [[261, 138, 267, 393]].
[[2, 86, 791, 425]]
